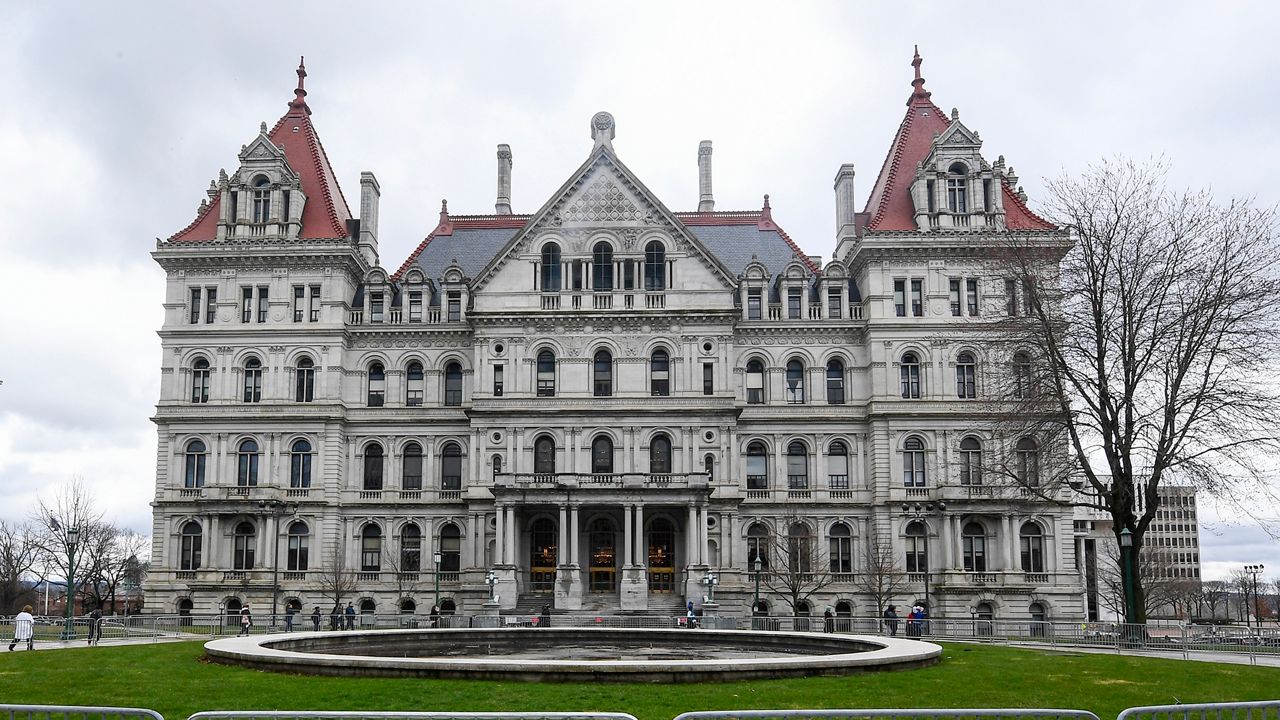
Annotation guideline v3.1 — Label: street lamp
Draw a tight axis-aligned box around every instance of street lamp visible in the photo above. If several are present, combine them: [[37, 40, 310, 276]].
[[485, 570, 497, 602], [901, 502, 946, 618], [703, 571, 718, 604], [752, 554, 763, 620], [1118, 527, 1138, 625], [61, 526, 80, 640], [433, 551, 443, 607], [1244, 564, 1266, 630], [259, 500, 298, 625]]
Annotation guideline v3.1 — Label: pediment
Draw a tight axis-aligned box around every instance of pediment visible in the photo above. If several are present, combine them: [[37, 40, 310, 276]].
[[935, 121, 981, 149], [239, 132, 289, 164]]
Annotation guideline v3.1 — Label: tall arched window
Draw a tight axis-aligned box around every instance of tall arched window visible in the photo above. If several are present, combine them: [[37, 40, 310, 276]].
[[746, 359, 765, 404], [644, 240, 666, 291], [904, 521, 927, 573], [592, 241, 613, 290], [746, 441, 768, 490], [440, 442, 462, 490], [360, 525, 382, 572], [179, 521, 202, 570], [232, 521, 256, 570], [591, 436, 614, 475], [191, 358, 210, 404], [184, 440, 206, 488], [746, 523, 770, 569], [956, 351, 977, 398], [593, 350, 613, 397], [251, 175, 271, 223], [295, 357, 315, 402], [444, 362, 463, 406], [650, 349, 670, 396], [828, 523, 853, 573], [827, 441, 849, 490], [363, 443, 384, 490], [826, 359, 845, 405], [704, 453, 715, 482], [540, 243, 562, 291], [902, 437, 926, 487], [962, 522, 986, 571], [243, 358, 262, 403], [900, 353, 921, 399], [787, 524, 812, 573], [1016, 437, 1039, 487], [405, 362, 424, 406], [536, 350, 556, 397], [650, 434, 672, 475], [947, 163, 968, 213], [367, 363, 386, 407], [1013, 352, 1032, 399], [786, 441, 808, 489], [289, 439, 312, 488], [400, 523, 421, 572], [492, 455, 502, 479], [287, 521, 309, 571], [236, 439, 259, 487], [959, 437, 982, 485], [785, 359, 805, 404], [533, 435, 556, 475], [439, 523, 462, 572], [1020, 523, 1044, 573], [402, 442, 423, 490]]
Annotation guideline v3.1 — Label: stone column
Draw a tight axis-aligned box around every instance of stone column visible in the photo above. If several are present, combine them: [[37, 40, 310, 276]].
[[495, 504, 505, 564], [569, 505, 580, 566], [558, 505, 568, 566], [1001, 514, 1013, 570], [634, 504, 645, 563], [623, 503, 634, 567], [686, 504, 697, 567], [698, 505, 709, 565], [505, 505, 516, 566]]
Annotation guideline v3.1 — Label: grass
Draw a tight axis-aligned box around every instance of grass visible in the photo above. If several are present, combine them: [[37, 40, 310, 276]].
[[0, 641, 1276, 720]]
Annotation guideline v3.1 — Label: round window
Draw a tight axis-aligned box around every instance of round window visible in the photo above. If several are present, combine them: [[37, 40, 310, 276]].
[[702, 341, 713, 353], [494, 342, 505, 355], [704, 431, 714, 442]]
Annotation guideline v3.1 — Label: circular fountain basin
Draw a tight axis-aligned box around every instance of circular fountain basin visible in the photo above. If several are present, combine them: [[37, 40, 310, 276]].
[[205, 627, 941, 682]]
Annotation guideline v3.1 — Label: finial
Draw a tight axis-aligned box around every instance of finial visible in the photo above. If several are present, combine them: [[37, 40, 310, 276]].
[[440, 199, 449, 217], [288, 56, 311, 116], [260, 121, 268, 134], [950, 107, 959, 121], [909, 45, 931, 104], [591, 111, 616, 151], [758, 194, 774, 230], [436, 199, 454, 236]]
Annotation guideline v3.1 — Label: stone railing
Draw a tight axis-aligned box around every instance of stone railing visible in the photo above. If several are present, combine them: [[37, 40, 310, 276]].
[[495, 472, 709, 490]]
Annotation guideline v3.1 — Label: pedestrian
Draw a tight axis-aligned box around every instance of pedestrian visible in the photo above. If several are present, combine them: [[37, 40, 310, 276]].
[[9, 605, 34, 651], [685, 601, 699, 629], [823, 608, 834, 633], [238, 606, 253, 636], [344, 602, 355, 630], [87, 606, 103, 646], [882, 604, 899, 637], [538, 603, 550, 628], [906, 605, 922, 638], [284, 605, 296, 632], [311, 606, 322, 632], [430, 604, 441, 629], [329, 603, 341, 631]]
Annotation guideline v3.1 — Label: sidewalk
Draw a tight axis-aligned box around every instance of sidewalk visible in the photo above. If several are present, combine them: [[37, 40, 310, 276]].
[[960, 640, 1280, 668]]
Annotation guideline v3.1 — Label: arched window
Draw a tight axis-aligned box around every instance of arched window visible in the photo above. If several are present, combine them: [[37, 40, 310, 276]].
[[402, 442, 423, 490], [904, 521, 927, 573], [360, 525, 382, 572], [540, 243, 562, 291], [827, 441, 849, 490], [406, 362, 424, 406], [947, 162, 968, 213], [287, 521, 309, 571], [400, 599, 417, 615], [492, 454, 503, 480], [440, 442, 462, 490], [644, 240, 666, 291], [975, 601, 995, 635], [650, 434, 672, 475], [959, 437, 982, 486], [184, 440, 206, 488], [704, 453, 715, 482], [179, 521, 202, 570], [1020, 522, 1044, 573], [236, 439, 259, 487], [826, 359, 845, 405], [592, 241, 614, 290], [295, 357, 315, 402], [956, 352, 976, 399], [835, 601, 853, 617], [536, 350, 556, 397], [440, 598, 457, 615], [251, 175, 271, 223], [363, 443, 384, 490], [591, 436, 614, 475], [444, 362, 463, 406], [400, 524, 421, 572], [191, 358, 210, 404], [367, 363, 386, 407], [746, 523, 770, 570], [650, 349, 670, 396], [593, 350, 613, 397], [785, 359, 805, 403], [962, 522, 986, 572], [243, 358, 262, 403], [1029, 602, 1047, 622], [902, 437, 926, 487], [232, 521, 256, 570], [900, 353, 921, 399], [439, 523, 462, 572], [1016, 437, 1039, 487], [289, 439, 312, 488], [533, 435, 556, 475], [786, 441, 808, 489], [746, 441, 768, 490], [828, 522, 852, 574], [787, 524, 811, 573], [177, 598, 194, 616], [745, 359, 765, 404], [1013, 352, 1032, 399]]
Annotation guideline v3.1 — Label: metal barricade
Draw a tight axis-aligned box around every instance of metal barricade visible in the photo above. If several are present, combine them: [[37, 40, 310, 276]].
[[672, 709, 1102, 720], [189, 713, 638, 720], [0, 704, 164, 720], [1116, 701, 1280, 720]]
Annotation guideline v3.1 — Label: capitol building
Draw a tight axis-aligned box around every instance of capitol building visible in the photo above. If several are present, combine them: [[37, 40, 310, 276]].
[[145, 51, 1085, 622]]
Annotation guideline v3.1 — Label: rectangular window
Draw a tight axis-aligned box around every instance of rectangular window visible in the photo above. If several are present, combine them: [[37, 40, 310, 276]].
[[894, 280, 906, 317], [293, 286, 305, 322], [241, 287, 253, 323], [447, 292, 461, 322], [983, 179, 992, 212], [910, 279, 923, 317], [623, 261, 635, 290], [949, 279, 961, 317], [189, 288, 202, 324], [926, 180, 936, 214], [369, 292, 384, 323], [827, 288, 842, 319], [1005, 278, 1019, 316], [408, 292, 422, 322], [256, 286, 269, 323], [787, 287, 802, 319], [703, 363, 713, 396], [1022, 276, 1035, 316], [966, 278, 979, 316], [205, 287, 217, 324], [309, 285, 321, 322], [493, 364, 504, 397], [747, 288, 762, 320], [571, 260, 583, 291]]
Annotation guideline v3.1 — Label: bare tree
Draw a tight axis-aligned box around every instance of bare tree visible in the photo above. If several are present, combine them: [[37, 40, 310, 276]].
[[30, 479, 105, 614], [315, 542, 356, 609], [81, 527, 148, 613], [381, 534, 424, 615], [1200, 580, 1230, 620], [1096, 545, 1182, 619], [757, 519, 836, 616], [0, 521, 40, 613], [989, 158, 1280, 623], [851, 531, 910, 618]]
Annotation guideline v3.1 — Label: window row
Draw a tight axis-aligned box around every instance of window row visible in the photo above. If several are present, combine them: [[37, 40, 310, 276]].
[[538, 240, 667, 292], [182, 439, 316, 489], [900, 435, 1039, 488], [745, 441, 852, 490], [188, 283, 322, 325], [190, 357, 317, 404], [897, 351, 1034, 400], [891, 274, 1037, 318], [744, 358, 847, 405]]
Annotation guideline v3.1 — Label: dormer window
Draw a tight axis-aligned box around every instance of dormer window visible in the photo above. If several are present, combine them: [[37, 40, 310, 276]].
[[946, 163, 967, 213], [251, 176, 271, 223], [541, 244, 562, 291], [369, 292, 384, 323]]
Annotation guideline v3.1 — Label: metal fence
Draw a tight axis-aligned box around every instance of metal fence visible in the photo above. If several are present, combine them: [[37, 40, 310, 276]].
[[1116, 702, 1280, 720], [672, 711, 1101, 720], [0, 704, 164, 720]]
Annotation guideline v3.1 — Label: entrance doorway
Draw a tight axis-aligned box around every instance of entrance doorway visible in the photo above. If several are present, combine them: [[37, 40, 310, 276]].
[[648, 517, 675, 593], [588, 518, 617, 592], [529, 517, 557, 594]]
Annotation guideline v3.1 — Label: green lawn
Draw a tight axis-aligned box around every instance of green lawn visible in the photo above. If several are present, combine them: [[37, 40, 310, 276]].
[[0, 641, 1275, 720]]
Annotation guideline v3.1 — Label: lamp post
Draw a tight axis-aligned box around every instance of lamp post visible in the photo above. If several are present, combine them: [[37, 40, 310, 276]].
[[1118, 527, 1138, 625], [1244, 564, 1265, 630], [61, 526, 80, 640], [901, 502, 946, 618], [433, 551, 443, 607], [752, 554, 762, 619], [703, 571, 718, 604], [485, 569, 497, 602], [259, 500, 298, 625]]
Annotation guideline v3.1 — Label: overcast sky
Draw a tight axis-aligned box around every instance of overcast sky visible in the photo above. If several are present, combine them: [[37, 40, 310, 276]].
[[1, 1, 1276, 581]]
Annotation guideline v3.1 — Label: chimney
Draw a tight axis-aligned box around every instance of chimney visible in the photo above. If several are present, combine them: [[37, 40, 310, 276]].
[[359, 171, 380, 265], [495, 144, 513, 215], [833, 163, 856, 237], [697, 140, 714, 212]]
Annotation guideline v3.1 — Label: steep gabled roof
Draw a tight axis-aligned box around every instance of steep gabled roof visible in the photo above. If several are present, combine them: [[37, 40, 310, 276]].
[[168, 59, 352, 242]]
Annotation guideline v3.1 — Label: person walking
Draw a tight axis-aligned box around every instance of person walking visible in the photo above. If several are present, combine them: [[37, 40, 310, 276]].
[[538, 603, 550, 628], [284, 604, 296, 632], [9, 605, 34, 651], [87, 606, 103, 646], [238, 606, 253, 637], [430, 604, 441, 629], [344, 602, 355, 630], [823, 608, 834, 633], [329, 603, 341, 631], [310, 606, 322, 632], [882, 604, 899, 637]]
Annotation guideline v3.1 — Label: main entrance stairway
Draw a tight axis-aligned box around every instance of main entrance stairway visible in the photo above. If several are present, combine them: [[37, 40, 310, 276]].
[[505, 593, 688, 617]]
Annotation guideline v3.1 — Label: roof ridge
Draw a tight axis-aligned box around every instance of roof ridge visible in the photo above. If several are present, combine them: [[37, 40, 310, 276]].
[[167, 194, 221, 242], [864, 95, 950, 231], [999, 179, 1056, 230], [391, 230, 439, 281]]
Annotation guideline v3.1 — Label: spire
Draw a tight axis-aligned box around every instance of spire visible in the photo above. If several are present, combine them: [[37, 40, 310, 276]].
[[288, 56, 311, 117], [435, 199, 454, 236], [909, 45, 931, 105], [757, 193, 777, 230]]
